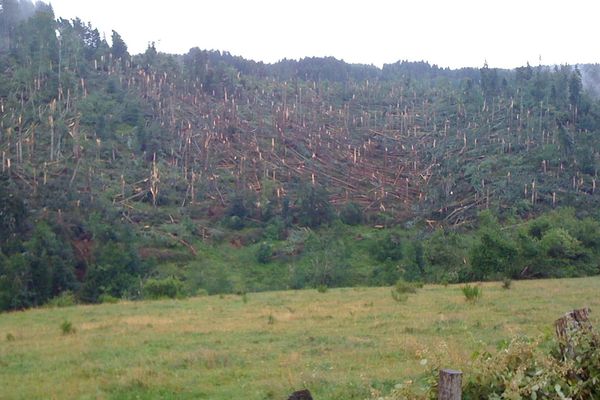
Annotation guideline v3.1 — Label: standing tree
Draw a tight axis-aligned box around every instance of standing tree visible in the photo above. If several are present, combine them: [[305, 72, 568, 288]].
[[110, 30, 128, 59], [569, 67, 582, 107]]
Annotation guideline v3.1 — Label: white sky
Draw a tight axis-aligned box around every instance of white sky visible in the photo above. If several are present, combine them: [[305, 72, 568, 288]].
[[48, 0, 599, 69]]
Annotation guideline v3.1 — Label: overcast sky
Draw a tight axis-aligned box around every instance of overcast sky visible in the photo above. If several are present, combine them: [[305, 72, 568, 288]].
[[47, 0, 599, 69]]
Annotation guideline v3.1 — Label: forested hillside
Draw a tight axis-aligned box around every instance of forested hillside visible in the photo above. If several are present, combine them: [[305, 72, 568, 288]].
[[2, 1, 600, 310]]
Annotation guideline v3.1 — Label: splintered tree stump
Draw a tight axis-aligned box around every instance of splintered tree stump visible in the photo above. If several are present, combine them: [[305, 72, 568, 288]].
[[438, 369, 462, 400], [287, 389, 313, 400], [554, 307, 592, 359]]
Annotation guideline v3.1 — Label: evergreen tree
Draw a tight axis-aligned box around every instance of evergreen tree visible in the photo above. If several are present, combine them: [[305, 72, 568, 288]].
[[111, 30, 128, 59], [569, 67, 583, 107]]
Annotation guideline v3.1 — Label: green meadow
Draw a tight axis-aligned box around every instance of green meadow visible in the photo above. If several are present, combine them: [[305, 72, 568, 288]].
[[1, 277, 599, 400]]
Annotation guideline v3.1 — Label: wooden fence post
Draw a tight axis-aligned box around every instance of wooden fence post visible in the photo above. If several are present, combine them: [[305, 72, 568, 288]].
[[438, 369, 462, 400]]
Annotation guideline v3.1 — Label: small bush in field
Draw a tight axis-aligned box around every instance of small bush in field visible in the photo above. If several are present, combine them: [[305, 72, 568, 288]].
[[6, 333, 15, 341], [316, 285, 328, 293], [462, 284, 481, 302], [502, 278, 512, 289], [391, 279, 418, 302], [60, 320, 76, 335]]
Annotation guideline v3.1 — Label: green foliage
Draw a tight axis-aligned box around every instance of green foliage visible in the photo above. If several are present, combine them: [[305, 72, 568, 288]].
[[256, 242, 273, 264], [303, 224, 353, 288], [339, 202, 363, 226], [516, 209, 599, 278], [464, 331, 600, 399], [0, 221, 78, 311], [370, 263, 403, 286], [264, 217, 286, 240], [185, 261, 233, 295], [46, 291, 77, 308], [391, 278, 418, 302], [502, 278, 512, 290], [294, 184, 334, 228], [470, 219, 518, 280], [371, 231, 403, 262], [60, 320, 76, 335], [0, 173, 26, 248], [424, 228, 469, 283], [110, 30, 128, 59], [461, 284, 481, 302], [79, 214, 147, 303], [143, 277, 185, 300], [98, 294, 119, 304], [316, 284, 328, 293]]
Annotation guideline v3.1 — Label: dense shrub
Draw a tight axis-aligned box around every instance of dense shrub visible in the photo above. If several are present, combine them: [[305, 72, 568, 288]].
[[294, 184, 334, 228], [379, 330, 600, 400], [391, 278, 419, 302], [143, 277, 185, 299], [339, 202, 363, 226], [371, 232, 403, 262], [60, 320, 76, 335], [461, 284, 481, 302], [464, 331, 600, 399], [424, 228, 469, 282], [98, 294, 119, 304], [256, 242, 273, 264], [46, 291, 77, 308]]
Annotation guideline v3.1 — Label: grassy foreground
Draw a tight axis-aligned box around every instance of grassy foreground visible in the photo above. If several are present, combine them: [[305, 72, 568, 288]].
[[1, 277, 599, 400]]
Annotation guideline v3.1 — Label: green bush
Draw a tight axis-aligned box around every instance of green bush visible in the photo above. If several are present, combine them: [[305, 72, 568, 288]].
[[60, 320, 76, 335], [502, 278, 512, 289], [464, 330, 600, 399], [339, 202, 363, 226], [470, 227, 518, 280], [391, 279, 418, 302], [256, 242, 273, 264], [46, 291, 77, 308], [143, 277, 185, 299], [461, 284, 481, 302], [98, 294, 119, 304], [371, 232, 403, 262]]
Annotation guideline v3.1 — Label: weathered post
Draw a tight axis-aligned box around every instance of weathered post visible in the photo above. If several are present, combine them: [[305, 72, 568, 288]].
[[554, 307, 592, 359], [438, 369, 462, 400]]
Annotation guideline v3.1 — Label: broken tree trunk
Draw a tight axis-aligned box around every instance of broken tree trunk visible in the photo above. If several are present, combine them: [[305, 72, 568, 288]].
[[554, 307, 592, 360]]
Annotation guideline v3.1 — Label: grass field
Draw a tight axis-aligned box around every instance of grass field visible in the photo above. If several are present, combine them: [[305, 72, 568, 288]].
[[1, 277, 599, 400]]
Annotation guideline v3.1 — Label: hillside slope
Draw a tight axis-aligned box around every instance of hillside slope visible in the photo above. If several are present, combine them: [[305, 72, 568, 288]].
[[1, 2, 600, 309]]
